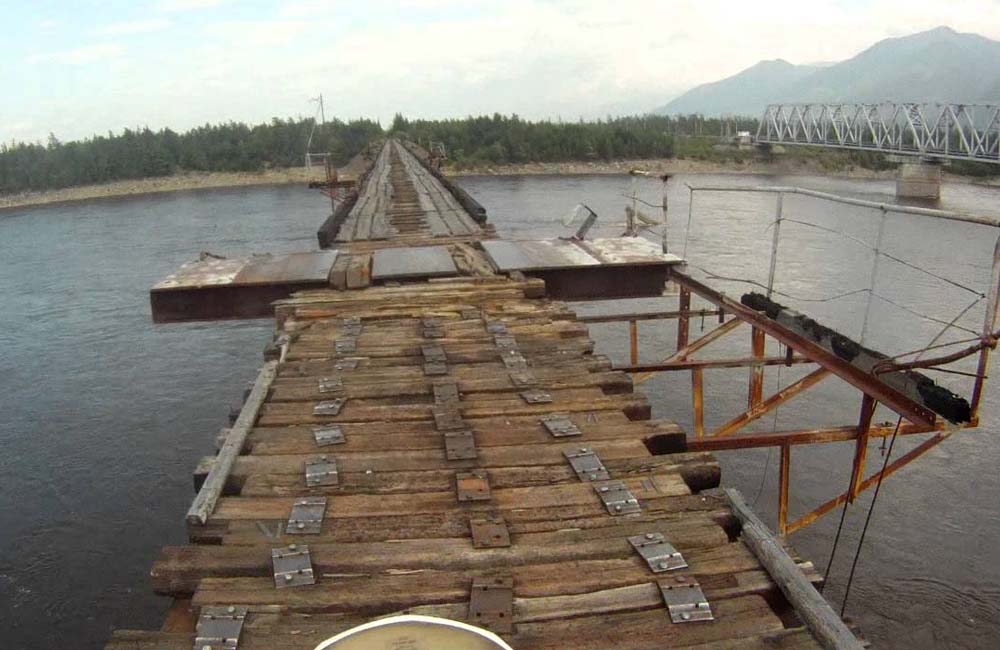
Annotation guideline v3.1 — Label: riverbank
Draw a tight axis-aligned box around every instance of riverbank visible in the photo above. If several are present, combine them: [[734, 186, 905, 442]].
[[0, 167, 328, 212], [3, 157, 996, 211]]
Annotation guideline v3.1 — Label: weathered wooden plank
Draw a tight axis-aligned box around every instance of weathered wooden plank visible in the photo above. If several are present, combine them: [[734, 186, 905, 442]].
[[186, 361, 277, 526]]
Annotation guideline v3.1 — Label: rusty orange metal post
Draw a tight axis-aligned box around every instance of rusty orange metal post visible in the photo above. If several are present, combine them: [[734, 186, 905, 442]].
[[778, 443, 791, 535], [848, 394, 878, 502], [749, 327, 766, 409]]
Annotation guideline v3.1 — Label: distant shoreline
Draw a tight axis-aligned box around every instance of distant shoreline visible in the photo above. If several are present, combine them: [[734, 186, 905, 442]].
[[2, 158, 996, 211]]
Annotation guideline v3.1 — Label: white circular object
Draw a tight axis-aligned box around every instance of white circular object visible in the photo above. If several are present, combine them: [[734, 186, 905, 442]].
[[312, 614, 514, 650]]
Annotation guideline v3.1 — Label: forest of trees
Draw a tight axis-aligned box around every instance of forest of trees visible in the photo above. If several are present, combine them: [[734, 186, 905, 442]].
[[0, 118, 383, 195], [391, 113, 758, 166]]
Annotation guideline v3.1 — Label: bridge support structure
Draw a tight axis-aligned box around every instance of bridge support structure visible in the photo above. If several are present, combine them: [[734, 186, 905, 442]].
[[896, 159, 942, 200]]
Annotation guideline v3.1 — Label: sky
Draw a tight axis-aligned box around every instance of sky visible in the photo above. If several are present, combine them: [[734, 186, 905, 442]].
[[3, 0, 1000, 143]]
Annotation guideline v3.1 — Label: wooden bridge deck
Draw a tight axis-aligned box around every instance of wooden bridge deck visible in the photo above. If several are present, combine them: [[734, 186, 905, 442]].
[[108, 140, 854, 650]]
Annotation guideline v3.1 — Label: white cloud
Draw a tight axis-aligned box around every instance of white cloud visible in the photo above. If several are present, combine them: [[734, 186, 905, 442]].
[[26, 43, 124, 65], [92, 18, 172, 36]]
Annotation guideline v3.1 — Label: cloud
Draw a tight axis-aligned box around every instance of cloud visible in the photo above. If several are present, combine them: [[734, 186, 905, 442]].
[[92, 18, 172, 36], [26, 43, 124, 65]]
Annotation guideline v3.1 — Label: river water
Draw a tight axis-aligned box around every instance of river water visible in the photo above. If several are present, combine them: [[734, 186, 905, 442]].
[[1, 174, 998, 649]]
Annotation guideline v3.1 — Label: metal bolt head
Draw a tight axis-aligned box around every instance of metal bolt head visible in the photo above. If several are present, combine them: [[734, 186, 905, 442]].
[[600, 486, 609, 493], [681, 612, 691, 621], [614, 504, 622, 512], [645, 533, 655, 539], [658, 561, 668, 570], [227, 606, 235, 614], [297, 522, 305, 529], [288, 544, 297, 551], [284, 574, 293, 582]]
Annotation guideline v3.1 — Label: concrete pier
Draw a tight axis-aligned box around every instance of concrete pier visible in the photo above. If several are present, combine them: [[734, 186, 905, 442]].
[[896, 160, 942, 200]]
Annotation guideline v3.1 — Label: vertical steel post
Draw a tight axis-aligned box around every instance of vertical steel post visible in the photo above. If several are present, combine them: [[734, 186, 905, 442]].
[[971, 234, 1000, 417], [661, 176, 669, 254], [766, 193, 783, 298], [779, 443, 791, 535], [859, 207, 887, 345], [849, 394, 878, 502], [749, 327, 766, 409]]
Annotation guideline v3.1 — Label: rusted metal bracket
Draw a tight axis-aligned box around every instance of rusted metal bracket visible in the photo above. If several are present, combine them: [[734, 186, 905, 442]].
[[194, 605, 248, 650], [456, 470, 491, 502], [594, 480, 640, 515], [286, 497, 327, 535], [468, 577, 513, 634], [305, 456, 339, 487], [629, 533, 687, 573], [470, 516, 511, 548], [658, 576, 713, 623], [563, 447, 610, 481], [272, 544, 315, 588], [312, 424, 345, 446]]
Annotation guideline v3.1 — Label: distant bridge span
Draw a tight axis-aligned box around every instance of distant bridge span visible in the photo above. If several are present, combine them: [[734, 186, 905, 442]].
[[756, 102, 1000, 165]]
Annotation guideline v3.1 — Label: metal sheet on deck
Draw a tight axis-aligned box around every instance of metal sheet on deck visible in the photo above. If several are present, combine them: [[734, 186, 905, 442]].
[[152, 257, 248, 290], [583, 238, 683, 266], [235, 251, 338, 285], [481, 240, 601, 272], [372, 246, 458, 280]]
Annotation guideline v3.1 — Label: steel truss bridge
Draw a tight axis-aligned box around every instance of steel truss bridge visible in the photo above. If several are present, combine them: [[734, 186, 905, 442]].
[[756, 102, 1000, 164]]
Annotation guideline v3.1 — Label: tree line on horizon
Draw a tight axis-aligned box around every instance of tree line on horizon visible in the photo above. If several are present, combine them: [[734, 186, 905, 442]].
[[0, 112, 763, 196]]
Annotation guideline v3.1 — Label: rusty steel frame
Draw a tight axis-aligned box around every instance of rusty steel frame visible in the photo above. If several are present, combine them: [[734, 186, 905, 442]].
[[597, 267, 991, 535]]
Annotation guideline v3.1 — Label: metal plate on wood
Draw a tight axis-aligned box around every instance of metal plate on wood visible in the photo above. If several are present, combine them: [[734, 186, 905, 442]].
[[433, 381, 461, 405], [508, 370, 537, 388], [235, 250, 338, 284], [305, 456, 339, 487], [313, 398, 346, 416], [520, 389, 553, 404], [286, 497, 328, 535], [272, 544, 315, 588], [563, 447, 610, 481], [194, 605, 248, 650], [594, 480, 641, 515], [482, 239, 602, 272], [372, 245, 458, 281], [468, 577, 513, 634], [433, 407, 466, 431], [470, 516, 510, 548], [423, 325, 445, 339], [486, 321, 508, 334], [500, 350, 528, 369], [629, 533, 688, 572], [340, 316, 363, 336], [493, 334, 518, 350], [460, 308, 480, 320], [541, 414, 581, 438], [334, 338, 357, 355], [445, 430, 478, 460], [456, 470, 491, 502], [318, 377, 344, 394], [424, 361, 449, 376], [333, 357, 362, 371], [421, 343, 447, 364], [658, 577, 713, 623], [312, 425, 345, 446]]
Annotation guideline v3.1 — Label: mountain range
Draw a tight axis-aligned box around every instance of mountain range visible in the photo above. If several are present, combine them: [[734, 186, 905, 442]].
[[656, 27, 1000, 117]]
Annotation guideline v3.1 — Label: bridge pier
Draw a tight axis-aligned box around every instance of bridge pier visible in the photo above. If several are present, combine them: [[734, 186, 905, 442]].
[[896, 160, 942, 200]]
